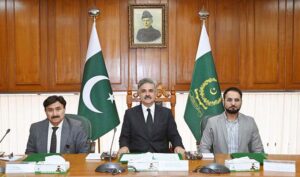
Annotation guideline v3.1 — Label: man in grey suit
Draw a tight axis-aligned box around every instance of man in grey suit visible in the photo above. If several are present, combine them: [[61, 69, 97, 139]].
[[200, 87, 264, 154], [118, 78, 185, 156], [25, 95, 88, 154]]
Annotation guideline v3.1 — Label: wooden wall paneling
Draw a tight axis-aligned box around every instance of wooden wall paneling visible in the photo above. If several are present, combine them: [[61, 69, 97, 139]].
[[168, 0, 177, 90], [128, 0, 136, 90], [119, 0, 129, 91], [173, 0, 201, 91], [160, 0, 169, 89], [246, 0, 285, 90], [136, 48, 162, 83], [7, 0, 47, 92], [208, 0, 245, 90], [286, 0, 300, 89], [0, 0, 8, 91], [48, 0, 86, 91], [94, 0, 126, 91]]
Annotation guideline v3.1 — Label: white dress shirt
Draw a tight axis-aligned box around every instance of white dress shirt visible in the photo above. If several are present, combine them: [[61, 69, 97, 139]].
[[47, 120, 64, 153]]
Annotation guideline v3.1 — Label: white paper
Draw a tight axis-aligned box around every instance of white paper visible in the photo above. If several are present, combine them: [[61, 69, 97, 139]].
[[44, 155, 66, 164], [128, 160, 188, 172], [225, 157, 260, 171], [202, 153, 214, 159], [264, 160, 296, 172], [128, 161, 159, 171], [5, 162, 35, 173], [0, 155, 24, 162], [85, 153, 101, 160], [120, 152, 180, 162]]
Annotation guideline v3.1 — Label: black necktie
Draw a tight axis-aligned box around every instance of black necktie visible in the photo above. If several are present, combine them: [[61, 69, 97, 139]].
[[50, 127, 59, 153], [146, 108, 153, 136]]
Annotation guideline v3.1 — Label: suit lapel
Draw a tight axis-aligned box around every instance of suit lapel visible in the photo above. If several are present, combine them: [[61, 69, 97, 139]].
[[60, 119, 70, 152], [153, 104, 160, 132], [40, 120, 49, 152], [220, 114, 229, 148], [137, 105, 149, 138], [237, 114, 244, 151]]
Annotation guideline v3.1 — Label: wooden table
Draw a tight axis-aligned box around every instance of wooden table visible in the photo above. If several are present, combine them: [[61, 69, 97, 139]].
[[0, 153, 299, 176]]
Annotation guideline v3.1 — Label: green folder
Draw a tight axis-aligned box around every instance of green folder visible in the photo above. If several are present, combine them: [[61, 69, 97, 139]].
[[23, 153, 61, 162], [230, 153, 267, 165]]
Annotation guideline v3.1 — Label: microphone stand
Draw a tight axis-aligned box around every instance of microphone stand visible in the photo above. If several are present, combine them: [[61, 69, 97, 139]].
[[0, 129, 10, 144], [0, 129, 10, 173], [95, 128, 125, 174]]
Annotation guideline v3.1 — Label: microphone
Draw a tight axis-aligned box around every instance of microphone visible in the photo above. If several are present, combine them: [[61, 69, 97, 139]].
[[95, 128, 125, 174], [0, 129, 10, 173], [209, 128, 215, 157], [108, 128, 116, 162], [0, 129, 10, 144], [209, 128, 217, 163]]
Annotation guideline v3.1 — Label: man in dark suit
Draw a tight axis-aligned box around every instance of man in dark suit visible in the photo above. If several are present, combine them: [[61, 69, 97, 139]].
[[25, 95, 89, 154], [118, 78, 185, 156]]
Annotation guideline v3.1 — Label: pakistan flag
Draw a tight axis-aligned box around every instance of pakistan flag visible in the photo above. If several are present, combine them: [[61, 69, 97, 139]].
[[78, 22, 120, 140], [184, 23, 224, 141]]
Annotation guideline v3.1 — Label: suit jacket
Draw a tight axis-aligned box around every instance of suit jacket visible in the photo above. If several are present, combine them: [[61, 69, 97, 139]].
[[119, 104, 184, 153], [199, 112, 264, 153], [25, 117, 89, 154]]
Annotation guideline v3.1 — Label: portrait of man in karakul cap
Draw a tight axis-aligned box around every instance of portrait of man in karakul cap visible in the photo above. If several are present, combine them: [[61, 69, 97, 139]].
[[136, 10, 161, 42]]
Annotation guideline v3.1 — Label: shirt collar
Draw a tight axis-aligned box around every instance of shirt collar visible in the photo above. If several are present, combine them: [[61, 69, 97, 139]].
[[142, 104, 155, 112], [224, 112, 239, 123], [48, 119, 64, 129]]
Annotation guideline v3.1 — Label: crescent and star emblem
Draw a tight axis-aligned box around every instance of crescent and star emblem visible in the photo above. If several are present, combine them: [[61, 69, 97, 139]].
[[82, 75, 114, 114], [209, 88, 217, 95]]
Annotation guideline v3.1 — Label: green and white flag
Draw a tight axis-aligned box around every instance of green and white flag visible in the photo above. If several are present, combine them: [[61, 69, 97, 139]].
[[78, 22, 120, 140], [184, 23, 224, 141]]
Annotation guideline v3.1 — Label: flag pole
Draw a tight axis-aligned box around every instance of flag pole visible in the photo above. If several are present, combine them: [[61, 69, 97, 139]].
[[87, 8, 125, 174], [88, 8, 100, 22], [196, 7, 210, 153], [199, 6, 209, 24], [88, 7, 101, 153]]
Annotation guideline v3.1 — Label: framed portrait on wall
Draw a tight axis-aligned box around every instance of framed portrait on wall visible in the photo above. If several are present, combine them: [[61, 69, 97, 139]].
[[129, 4, 167, 48]]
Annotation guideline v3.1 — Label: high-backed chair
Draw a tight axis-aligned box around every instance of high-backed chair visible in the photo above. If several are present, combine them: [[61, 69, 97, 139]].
[[127, 84, 176, 117], [65, 114, 95, 153]]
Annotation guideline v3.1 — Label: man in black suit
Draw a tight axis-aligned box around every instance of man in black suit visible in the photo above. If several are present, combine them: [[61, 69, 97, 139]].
[[118, 78, 185, 156]]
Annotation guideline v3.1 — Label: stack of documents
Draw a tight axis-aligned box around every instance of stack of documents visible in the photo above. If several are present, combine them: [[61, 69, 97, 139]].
[[85, 153, 101, 160], [264, 160, 295, 172], [225, 157, 260, 171], [121, 152, 188, 171], [35, 155, 70, 174], [0, 155, 24, 162], [6, 155, 69, 174], [201, 153, 214, 160], [5, 162, 35, 173]]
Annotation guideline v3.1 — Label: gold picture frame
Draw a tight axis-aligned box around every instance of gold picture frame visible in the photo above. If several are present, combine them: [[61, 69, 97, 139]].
[[129, 4, 167, 48]]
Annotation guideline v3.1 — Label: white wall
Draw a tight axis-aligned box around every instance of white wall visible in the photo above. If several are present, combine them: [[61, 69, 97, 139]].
[[0, 92, 299, 155]]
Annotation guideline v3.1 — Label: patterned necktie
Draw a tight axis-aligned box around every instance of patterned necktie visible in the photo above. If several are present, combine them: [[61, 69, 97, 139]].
[[146, 108, 153, 136], [50, 127, 59, 153]]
